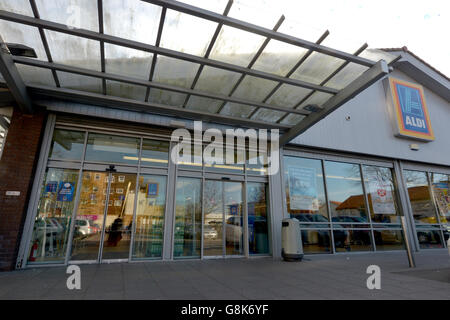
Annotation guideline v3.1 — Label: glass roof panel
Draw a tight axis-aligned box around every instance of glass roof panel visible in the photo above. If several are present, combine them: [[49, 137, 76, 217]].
[[220, 102, 254, 118], [192, 66, 241, 95], [17, 65, 54, 86], [277, 18, 326, 43], [160, 9, 219, 57], [360, 48, 398, 64], [231, 76, 278, 101], [288, 33, 364, 86], [228, 0, 282, 29], [298, 91, 334, 110], [104, 43, 153, 79], [45, 30, 101, 71], [279, 113, 306, 126], [0, 0, 33, 16], [209, 26, 267, 67], [185, 96, 223, 113], [266, 84, 312, 109], [106, 80, 146, 101], [0, 21, 47, 61], [326, 63, 368, 90], [252, 40, 308, 76], [153, 56, 199, 88], [148, 88, 187, 107], [35, 0, 99, 31], [251, 108, 285, 123], [289, 52, 346, 85], [57, 71, 102, 94], [103, 0, 161, 44]]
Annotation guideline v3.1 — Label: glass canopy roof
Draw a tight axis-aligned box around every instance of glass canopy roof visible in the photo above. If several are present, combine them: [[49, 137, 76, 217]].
[[0, 0, 397, 130]]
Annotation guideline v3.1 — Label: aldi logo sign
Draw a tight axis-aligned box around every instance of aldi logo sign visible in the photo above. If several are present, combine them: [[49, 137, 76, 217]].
[[385, 77, 434, 141]]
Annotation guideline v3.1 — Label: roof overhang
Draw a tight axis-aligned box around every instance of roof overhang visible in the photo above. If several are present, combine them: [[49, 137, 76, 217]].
[[384, 49, 450, 102], [0, 0, 396, 145]]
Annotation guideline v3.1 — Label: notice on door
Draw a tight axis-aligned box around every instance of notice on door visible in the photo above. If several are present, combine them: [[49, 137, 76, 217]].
[[370, 186, 395, 215], [288, 167, 318, 211]]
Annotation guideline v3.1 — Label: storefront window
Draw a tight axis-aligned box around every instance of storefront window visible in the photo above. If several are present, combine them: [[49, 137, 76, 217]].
[[373, 229, 404, 251], [70, 171, 108, 261], [132, 175, 167, 259], [325, 161, 368, 223], [28, 168, 79, 264], [84, 133, 140, 164], [301, 229, 332, 254], [333, 229, 372, 252], [416, 226, 444, 249], [48, 129, 85, 160], [176, 141, 203, 170], [430, 173, 449, 225], [174, 177, 202, 258], [246, 148, 268, 176], [140, 139, 169, 167], [362, 165, 400, 224], [404, 170, 444, 249], [284, 156, 328, 223], [403, 170, 439, 224], [205, 145, 245, 174], [247, 182, 269, 255]]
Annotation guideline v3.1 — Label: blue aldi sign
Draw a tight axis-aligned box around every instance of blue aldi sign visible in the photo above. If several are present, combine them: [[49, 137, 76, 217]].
[[385, 77, 434, 141]]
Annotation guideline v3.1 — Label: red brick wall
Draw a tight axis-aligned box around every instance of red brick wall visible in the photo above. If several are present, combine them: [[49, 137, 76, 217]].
[[0, 107, 46, 271]]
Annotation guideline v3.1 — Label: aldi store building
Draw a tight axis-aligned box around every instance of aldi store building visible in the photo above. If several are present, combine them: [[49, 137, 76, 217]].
[[0, 0, 449, 271]]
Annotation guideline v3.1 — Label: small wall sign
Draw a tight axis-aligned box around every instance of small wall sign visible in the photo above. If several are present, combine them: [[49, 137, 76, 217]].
[[384, 77, 434, 141], [6, 191, 21, 196]]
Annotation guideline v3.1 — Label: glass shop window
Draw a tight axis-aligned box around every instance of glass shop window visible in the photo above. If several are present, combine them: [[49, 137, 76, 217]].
[[27, 168, 79, 264], [324, 161, 368, 225], [84, 133, 140, 165], [362, 165, 400, 224], [140, 139, 169, 167], [48, 129, 85, 160], [403, 170, 439, 224], [284, 156, 329, 224]]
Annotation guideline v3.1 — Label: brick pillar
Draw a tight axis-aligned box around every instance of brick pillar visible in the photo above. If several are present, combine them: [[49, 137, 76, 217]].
[[0, 107, 46, 271]]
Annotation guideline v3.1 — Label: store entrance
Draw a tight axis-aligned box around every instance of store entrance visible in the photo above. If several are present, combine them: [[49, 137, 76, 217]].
[[70, 168, 136, 262], [203, 180, 244, 258]]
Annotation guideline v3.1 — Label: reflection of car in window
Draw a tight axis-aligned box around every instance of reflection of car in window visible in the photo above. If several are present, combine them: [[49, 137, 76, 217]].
[[75, 219, 98, 237], [203, 225, 218, 239], [226, 217, 242, 243], [34, 217, 64, 237]]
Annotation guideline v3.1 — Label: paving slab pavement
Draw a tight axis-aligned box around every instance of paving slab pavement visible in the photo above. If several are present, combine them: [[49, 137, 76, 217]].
[[0, 250, 448, 300]]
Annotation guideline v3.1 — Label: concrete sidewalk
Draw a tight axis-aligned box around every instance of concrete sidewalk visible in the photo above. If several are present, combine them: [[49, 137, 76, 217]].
[[0, 250, 448, 300]]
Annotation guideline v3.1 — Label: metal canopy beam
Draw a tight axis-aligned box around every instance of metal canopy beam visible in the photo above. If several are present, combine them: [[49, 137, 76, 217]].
[[29, 0, 60, 87], [248, 30, 330, 120], [145, 6, 167, 101], [276, 43, 368, 123], [97, 0, 106, 94], [13, 56, 308, 116], [182, 0, 233, 108], [0, 10, 338, 95], [279, 59, 389, 146], [142, 0, 376, 67], [28, 84, 290, 130], [0, 40, 33, 113], [217, 14, 285, 114]]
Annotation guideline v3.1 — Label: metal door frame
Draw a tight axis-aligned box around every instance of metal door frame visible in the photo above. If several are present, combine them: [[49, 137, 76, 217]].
[[202, 178, 246, 259], [68, 165, 139, 264]]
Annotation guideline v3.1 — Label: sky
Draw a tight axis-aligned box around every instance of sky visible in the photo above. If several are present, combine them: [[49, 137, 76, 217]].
[[243, 0, 450, 76]]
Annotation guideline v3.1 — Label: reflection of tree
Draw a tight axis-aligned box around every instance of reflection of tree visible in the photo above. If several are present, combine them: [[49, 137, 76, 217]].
[[204, 182, 222, 214], [363, 166, 394, 186]]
